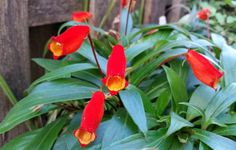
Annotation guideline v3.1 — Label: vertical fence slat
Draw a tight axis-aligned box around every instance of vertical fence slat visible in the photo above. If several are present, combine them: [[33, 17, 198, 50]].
[[167, 0, 186, 22], [143, 0, 185, 24], [30, 24, 61, 81], [144, 0, 170, 24], [0, 0, 30, 146], [89, 0, 120, 30]]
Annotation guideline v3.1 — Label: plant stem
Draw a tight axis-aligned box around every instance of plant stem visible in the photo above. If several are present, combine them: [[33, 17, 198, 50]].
[[206, 18, 210, 39], [206, 18, 213, 52], [83, 0, 89, 11], [0, 74, 33, 131], [139, 0, 145, 24], [118, 0, 122, 32], [88, 34, 104, 77], [125, 0, 133, 35], [98, 0, 116, 29]]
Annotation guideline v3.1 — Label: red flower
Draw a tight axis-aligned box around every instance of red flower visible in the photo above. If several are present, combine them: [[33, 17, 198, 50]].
[[72, 11, 92, 22], [197, 8, 211, 21], [102, 45, 128, 95], [121, 0, 127, 8], [74, 91, 105, 147], [48, 25, 90, 59], [186, 49, 223, 89]]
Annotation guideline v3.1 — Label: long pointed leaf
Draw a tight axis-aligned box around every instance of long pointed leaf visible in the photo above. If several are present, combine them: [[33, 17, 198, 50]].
[[193, 129, 236, 150], [119, 88, 148, 133]]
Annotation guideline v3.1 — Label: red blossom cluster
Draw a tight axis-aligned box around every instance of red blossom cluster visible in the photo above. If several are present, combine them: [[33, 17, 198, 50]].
[[48, 11, 128, 147], [47, 7, 223, 148]]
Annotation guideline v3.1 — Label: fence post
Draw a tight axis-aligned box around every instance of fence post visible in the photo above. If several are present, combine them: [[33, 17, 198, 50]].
[[144, 0, 185, 24], [0, 0, 30, 146]]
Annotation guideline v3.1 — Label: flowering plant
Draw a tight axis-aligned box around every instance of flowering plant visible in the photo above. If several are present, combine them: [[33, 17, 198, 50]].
[[1, 1, 236, 150]]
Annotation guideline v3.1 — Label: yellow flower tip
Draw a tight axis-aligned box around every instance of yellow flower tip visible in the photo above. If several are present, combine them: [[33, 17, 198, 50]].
[[106, 76, 126, 91], [212, 78, 221, 90], [49, 40, 63, 57], [74, 129, 96, 147]]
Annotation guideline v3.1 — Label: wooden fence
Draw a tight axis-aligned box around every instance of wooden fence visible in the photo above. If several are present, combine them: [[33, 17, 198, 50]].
[[0, 0, 185, 145]]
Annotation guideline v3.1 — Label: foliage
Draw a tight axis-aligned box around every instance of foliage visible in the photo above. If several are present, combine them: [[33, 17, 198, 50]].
[[185, 0, 236, 45], [1, 1, 236, 150]]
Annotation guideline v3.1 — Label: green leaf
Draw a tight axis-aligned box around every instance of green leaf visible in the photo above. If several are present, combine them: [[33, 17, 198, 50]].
[[0, 79, 98, 134], [105, 129, 167, 150], [221, 45, 236, 86], [167, 137, 193, 150], [53, 134, 80, 150], [28, 63, 95, 91], [125, 41, 153, 63], [25, 117, 67, 150], [129, 25, 174, 41], [146, 114, 160, 129], [193, 129, 236, 150], [72, 71, 101, 88], [211, 33, 227, 49], [163, 66, 188, 112], [120, 33, 130, 47], [156, 89, 171, 116], [214, 124, 236, 136], [101, 109, 138, 148], [187, 85, 215, 120], [126, 29, 172, 64], [146, 77, 169, 100], [0, 73, 17, 105], [32, 58, 73, 71], [1, 129, 42, 150], [204, 83, 236, 125], [127, 84, 155, 114], [226, 16, 236, 24], [91, 121, 112, 147], [143, 29, 172, 43], [215, 13, 226, 25], [153, 134, 174, 150], [119, 88, 148, 133], [169, 59, 189, 82], [54, 112, 111, 149], [199, 142, 212, 150], [217, 113, 236, 124], [166, 112, 193, 136], [180, 102, 205, 121], [131, 49, 187, 85], [66, 112, 82, 133], [120, 8, 133, 35], [3, 117, 68, 150], [78, 42, 107, 74], [157, 40, 212, 52]]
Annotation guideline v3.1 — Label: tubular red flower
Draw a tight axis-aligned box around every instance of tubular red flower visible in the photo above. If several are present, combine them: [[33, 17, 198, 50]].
[[121, 0, 127, 8], [72, 11, 93, 22], [197, 8, 211, 21], [74, 91, 105, 147], [102, 45, 128, 95], [48, 25, 90, 59], [186, 49, 223, 89]]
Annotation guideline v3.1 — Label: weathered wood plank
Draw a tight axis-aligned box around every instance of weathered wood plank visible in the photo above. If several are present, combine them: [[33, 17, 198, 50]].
[[89, 0, 120, 30], [30, 23, 61, 81], [167, 0, 186, 22], [143, 0, 184, 24], [28, 0, 83, 27], [144, 0, 170, 24], [0, 0, 30, 146]]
